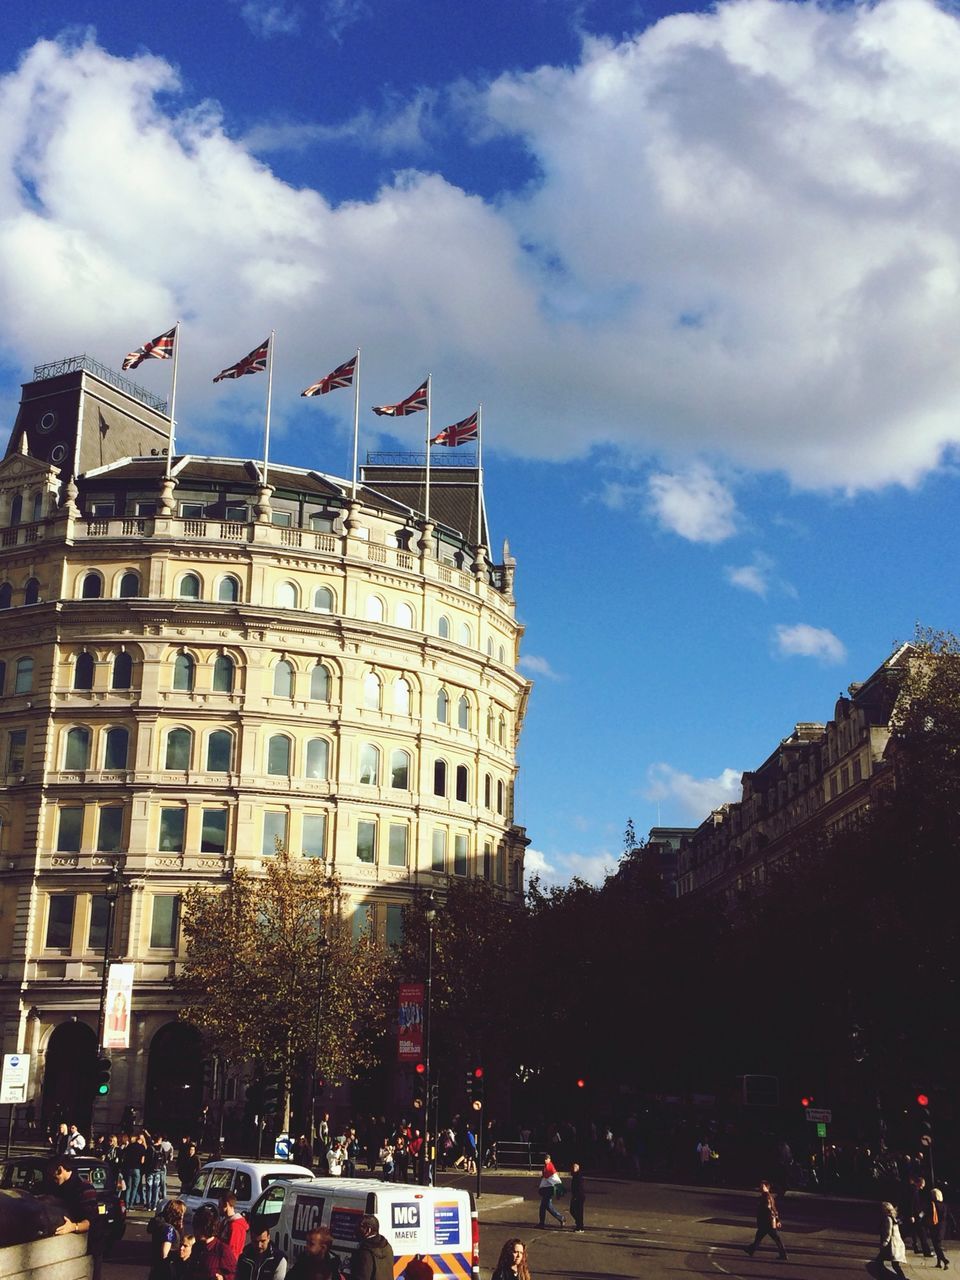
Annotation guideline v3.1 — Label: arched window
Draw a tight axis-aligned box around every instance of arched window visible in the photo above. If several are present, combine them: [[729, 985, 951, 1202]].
[[0, 584, 11, 609], [486, 708, 495, 738], [306, 738, 329, 780], [512, 861, 522, 892], [273, 660, 294, 698], [498, 715, 506, 746], [363, 672, 381, 711], [275, 580, 299, 609], [31, 493, 42, 522], [104, 727, 129, 770], [313, 586, 334, 613], [487, 637, 494, 656], [484, 773, 492, 808], [365, 596, 384, 623], [457, 695, 470, 730], [436, 688, 448, 724], [0, 660, 7, 694], [165, 728, 192, 770], [81, 572, 103, 600], [64, 727, 91, 771], [396, 602, 414, 629], [390, 749, 410, 789], [14, 657, 33, 695], [73, 652, 94, 691], [173, 652, 194, 692], [358, 743, 379, 785], [178, 573, 201, 600], [217, 576, 240, 603], [9, 495, 22, 526], [119, 571, 140, 598], [213, 655, 234, 693], [267, 734, 291, 776], [496, 779, 504, 814], [394, 678, 410, 716], [434, 759, 447, 797], [310, 664, 329, 701], [112, 652, 133, 690], [458, 622, 471, 645], [206, 730, 233, 773], [456, 765, 469, 803], [498, 644, 506, 663], [23, 578, 39, 606], [437, 615, 450, 639]]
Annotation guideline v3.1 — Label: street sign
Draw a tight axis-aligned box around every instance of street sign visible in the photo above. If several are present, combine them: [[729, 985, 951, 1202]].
[[816, 1122, 828, 1138], [0, 1054, 30, 1105], [805, 1107, 832, 1123], [274, 1134, 292, 1160]]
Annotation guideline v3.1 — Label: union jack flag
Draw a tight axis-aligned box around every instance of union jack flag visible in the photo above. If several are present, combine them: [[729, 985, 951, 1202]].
[[431, 411, 478, 447], [122, 326, 176, 370], [372, 379, 428, 417], [302, 355, 357, 397], [213, 339, 270, 382]]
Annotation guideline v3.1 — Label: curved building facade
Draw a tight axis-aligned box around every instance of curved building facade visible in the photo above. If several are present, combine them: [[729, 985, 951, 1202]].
[[0, 357, 530, 1129]]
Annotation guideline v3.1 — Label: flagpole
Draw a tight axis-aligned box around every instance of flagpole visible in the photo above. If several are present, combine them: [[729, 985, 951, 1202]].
[[424, 374, 432, 527], [476, 402, 484, 548], [262, 331, 276, 486], [351, 348, 361, 500], [165, 321, 181, 479]]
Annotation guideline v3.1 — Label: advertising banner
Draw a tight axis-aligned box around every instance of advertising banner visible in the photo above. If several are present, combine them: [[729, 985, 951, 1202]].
[[103, 962, 135, 1050], [398, 982, 424, 1062]]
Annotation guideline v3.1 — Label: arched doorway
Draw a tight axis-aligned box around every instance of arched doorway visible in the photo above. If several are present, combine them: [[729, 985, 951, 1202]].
[[42, 1021, 98, 1130], [144, 1022, 204, 1137]]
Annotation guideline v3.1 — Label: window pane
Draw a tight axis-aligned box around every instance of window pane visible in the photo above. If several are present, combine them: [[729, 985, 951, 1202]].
[[206, 731, 232, 773], [456, 766, 468, 803], [436, 689, 448, 722], [213, 656, 234, 692], [390, 750, 409, 789], [7, 729, 26, 773], [64, 728, 90, 771], [431, 828, 446, 872], [88, 895, 109, 951], [438, 616, 449, 639], [45, 896, 75, 949], [273, 661, 293, 697], [57, 807, 83, 853], [104, 728, 129, 770], [173, 654, 193, 691], [112, 652, 133, 690], [458, 696, 469, 729], [225, 506, 247, 523], [483, 842, 493, 881], [119, 572, 140, 598], [310, 665, 329, 700], [271, 511, 292, 527], [179, 574, 200, 599], [165, 729, 191, 770], [314, 587, 333, 612], [454, 833, 468, 877], [74, 653, 94, 691], [363, 673, 380, 709], [150, 895, 179, 948], [262, 811, 287, 856], [352, 904, 372, 941], [268, 736, 291, 775], [386, 904, 403, 948], [275, 581, 297, 608], [356, 819, 376, 864], [434, 760, 446, 796], [159, 808, 185, 852], [306, 739, 328, 780], [394, 679, 410, 715], [303, 813, 326, 858], [14, 658, 33, 695], [366, 597, 383, 622], [81, 573, 102, 599], [201, 809, 228, 854], [97, 807, 124, 853], [388, 824, 408, 867], [359, 744, 378, 785], [218, 576, 240, 602]]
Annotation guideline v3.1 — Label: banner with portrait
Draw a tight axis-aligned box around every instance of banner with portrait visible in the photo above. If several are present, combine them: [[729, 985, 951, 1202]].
[[103, 962, 134, 1050], [398, 982, 424, 1062]]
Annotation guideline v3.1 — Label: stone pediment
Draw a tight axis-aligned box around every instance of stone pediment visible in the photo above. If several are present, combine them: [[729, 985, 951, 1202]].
[[0, 450, 58, 489]]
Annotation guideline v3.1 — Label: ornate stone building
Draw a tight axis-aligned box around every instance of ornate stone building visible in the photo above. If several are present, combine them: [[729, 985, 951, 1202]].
[[0, 355, 530, 1131]]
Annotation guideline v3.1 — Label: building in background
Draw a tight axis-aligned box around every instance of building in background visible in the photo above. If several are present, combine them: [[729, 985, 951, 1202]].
[[0, 354, 530, 1133]]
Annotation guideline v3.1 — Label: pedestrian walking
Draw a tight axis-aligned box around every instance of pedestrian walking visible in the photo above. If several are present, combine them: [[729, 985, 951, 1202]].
[[569, 1162, 586, 1233], [177, 1142, 201, 1193], [122, 1133, 145, 1209], [874, 1201, 908, 1278], [537, 1154, 565, 1228], [928, 1187, 950, 1270], [491, 1239, 531, 1280], [350, 1215, 393, 1280], [145, 1137, 166, 1211], [744, 1180, 787, 1260]]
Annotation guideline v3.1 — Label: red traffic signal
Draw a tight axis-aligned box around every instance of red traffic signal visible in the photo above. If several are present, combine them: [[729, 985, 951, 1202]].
[[576, 1078, 586, 1089], [415, 1062, 426, 1075], [917, 1093, 930, 1107], [801, 1096, 813, 1107], [473, 1067, 484, 1079]]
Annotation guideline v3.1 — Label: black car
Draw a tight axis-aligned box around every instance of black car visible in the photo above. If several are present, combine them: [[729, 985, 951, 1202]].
[[0, 1154, 127, 1251]]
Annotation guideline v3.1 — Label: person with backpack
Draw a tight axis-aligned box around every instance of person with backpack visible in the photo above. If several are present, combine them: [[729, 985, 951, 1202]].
[[144, 1137, 166, 1211]]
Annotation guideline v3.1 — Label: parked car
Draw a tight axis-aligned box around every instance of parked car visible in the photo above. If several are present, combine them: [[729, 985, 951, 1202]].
[[179, 1159, 314, 1224], [0, 1154, 127, 1252]]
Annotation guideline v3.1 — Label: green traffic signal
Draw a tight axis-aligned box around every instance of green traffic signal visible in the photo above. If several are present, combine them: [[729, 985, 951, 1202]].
[[95, 1056, 111, 1096]]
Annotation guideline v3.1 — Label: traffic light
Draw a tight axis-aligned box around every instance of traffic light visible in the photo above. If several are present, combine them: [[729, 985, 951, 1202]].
[[801, 1095, 814, 1108], [263, 1070, 282, 1116], [471, 1067, 484, 1111], [916, 1094, 933, 1146], [413, 1062, 427, 1110], [576, 1077, 586, 1090], [95, 1056, 112, 1097], [465, 1069, 475, 1103], [316, 1075, 326, 1101]]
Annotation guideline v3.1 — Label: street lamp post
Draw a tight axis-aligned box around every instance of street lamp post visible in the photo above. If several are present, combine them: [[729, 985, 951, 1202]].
[[95, 862, 124, 1053], [309, 932, 328, 1161], [422, 893, 437, 1186]]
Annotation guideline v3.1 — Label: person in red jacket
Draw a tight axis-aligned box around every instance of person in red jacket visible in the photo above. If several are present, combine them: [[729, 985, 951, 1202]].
[[185, 1206, 238, 1280], [217, 1192, 249, 1260]]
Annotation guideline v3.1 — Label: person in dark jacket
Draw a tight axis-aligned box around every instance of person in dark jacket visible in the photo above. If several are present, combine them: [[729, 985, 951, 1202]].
[[46, 1157, 97, 1238], [569, 1162, 586, 1233], [237, 1229, 288, 1280], [745, 1180, 787, 1260], [177, 1142, 201, 1192], [491, 1239, 531, 1280], [351, 1216, 394, 1280], [287, 1228, 340, 1280], [927, 1187, 950, 1269], [184, 1206, 238, 1280]]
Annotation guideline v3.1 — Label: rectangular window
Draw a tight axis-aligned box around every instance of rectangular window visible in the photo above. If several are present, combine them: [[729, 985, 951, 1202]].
[[352, 903, 373, 941], [225, 504, 247, 523], [853, 755, 863, 783], [483, 841, 493, 881], [134, 501, 157, 516], [270, 511, 293, 527], [6, 729, 26, 774], [45, 895, 75, 949], [840, 765, 850, 790], [454, 833, 468, 877], [302, 813, 326, 858], [57, 806, 83, 853], [88, 894, 110, 951], [829, 774, 838, 799], [386, 904, 404, 949], [150, 895, 180, 949], [310, 514, 334, 533], [90, 502, 115, 517], [356, 819, 376, 864], [97, 807, 124, 853], [200, 808, 228, 854], [180, 502, 205, 518], [496, 847, 505, 884], [388, 823, 408, 868], [158, 807, 185, 853], [431, 828, 446, 873], [262, 811, 288, 856]]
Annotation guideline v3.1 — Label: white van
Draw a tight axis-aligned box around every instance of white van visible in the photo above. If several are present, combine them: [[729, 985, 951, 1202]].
[[249, 1177, 479, 1280]]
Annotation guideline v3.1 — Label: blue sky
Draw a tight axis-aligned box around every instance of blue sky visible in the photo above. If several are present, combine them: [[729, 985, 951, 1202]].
[[2, 0, 960, 884]]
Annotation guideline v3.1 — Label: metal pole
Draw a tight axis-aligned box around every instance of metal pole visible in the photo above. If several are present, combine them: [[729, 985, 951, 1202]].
[[423, 899, 435, 1186], [95, 874, 121, 1051], [310, 940, 326, 1162], [5, 1105, 14, 1158], [475, 1099, 483, 1200]]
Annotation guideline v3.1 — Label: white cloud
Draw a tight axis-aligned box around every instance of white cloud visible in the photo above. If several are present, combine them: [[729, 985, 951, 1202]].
[[523, 846, 616, 888], [725, 551, 775, 596], [244, 90, 439, 156], [233, 1, 301, 37], [646, 763, 743, 822], [517, 653, 562, 680], [647, 464, 738, 543], [774, 623, 847, 664], [8, 2, 960, 490]]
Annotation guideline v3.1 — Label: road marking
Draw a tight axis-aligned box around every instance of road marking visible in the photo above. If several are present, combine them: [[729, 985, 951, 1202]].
[[708, 1245, 740, 1277], [477, 1195, 523, 1213]]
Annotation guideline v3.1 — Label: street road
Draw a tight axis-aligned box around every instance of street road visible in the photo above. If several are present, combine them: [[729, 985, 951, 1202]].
[[107, 1172, 893, 1280]]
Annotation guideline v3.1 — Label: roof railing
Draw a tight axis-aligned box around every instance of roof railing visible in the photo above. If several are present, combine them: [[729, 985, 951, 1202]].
[[32, 355, 169, 415]]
